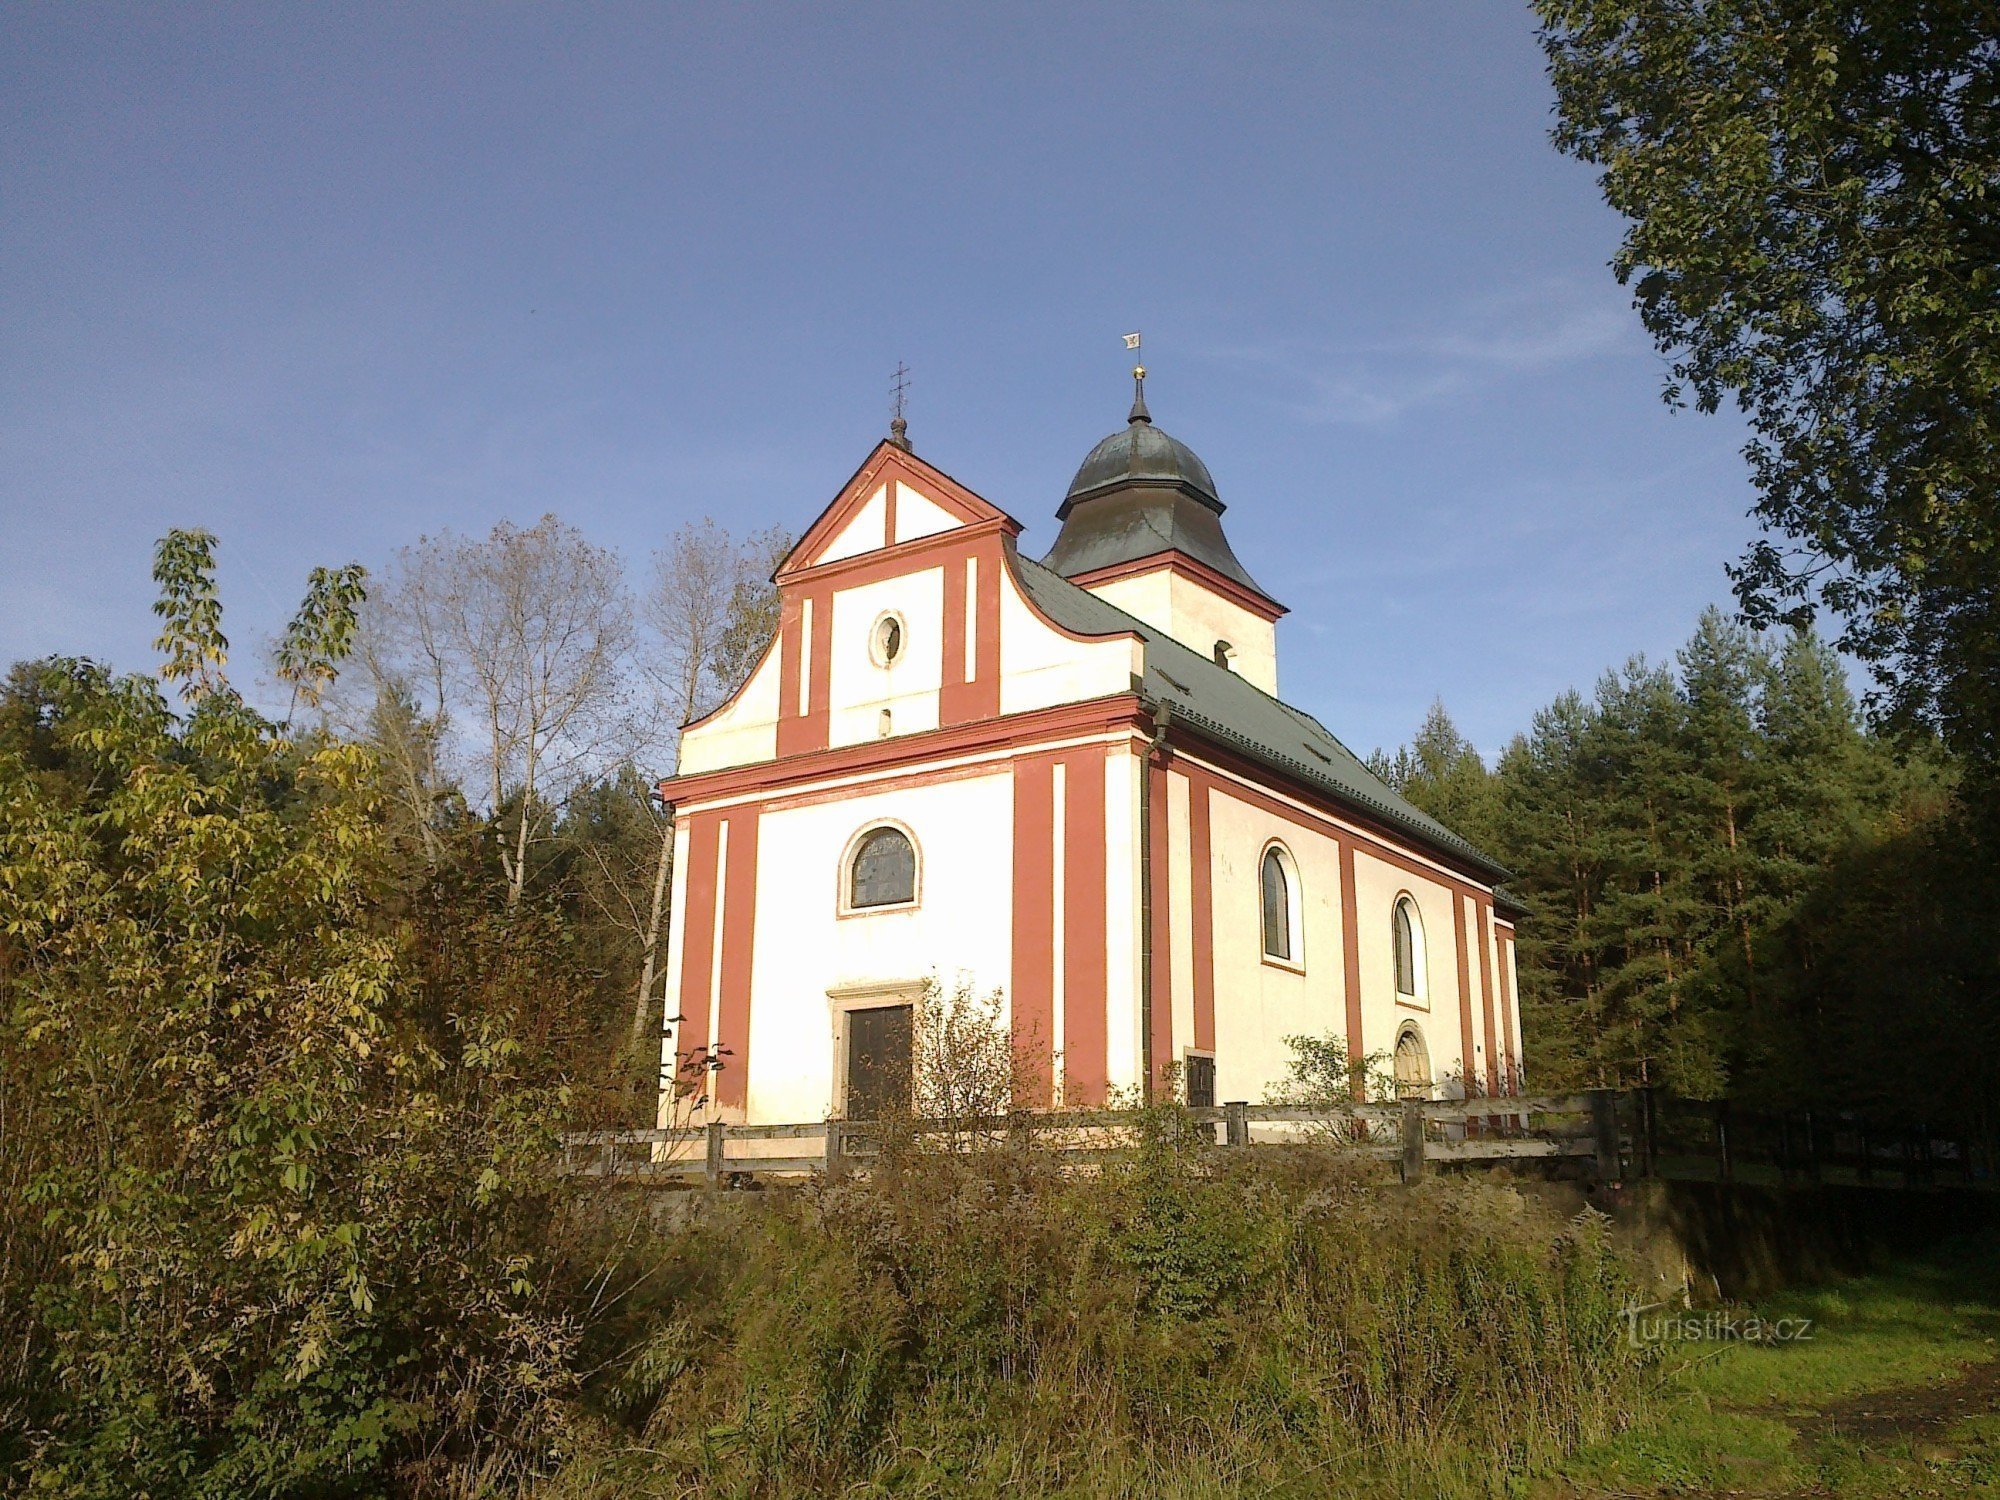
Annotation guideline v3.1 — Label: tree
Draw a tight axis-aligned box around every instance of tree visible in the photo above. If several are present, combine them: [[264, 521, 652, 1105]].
[[613, 522, 791, 1064], [705, 525, 790, 702], [362, 516, 634, 908], [0, 533, 584, 1492], [1537, 2, 2000, 781], [1371, 700, 1497, 846]]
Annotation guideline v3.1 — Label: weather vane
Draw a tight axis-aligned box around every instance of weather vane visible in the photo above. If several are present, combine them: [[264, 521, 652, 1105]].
[[889, 361, 911, 450], [1123, 332, 1150, 423]]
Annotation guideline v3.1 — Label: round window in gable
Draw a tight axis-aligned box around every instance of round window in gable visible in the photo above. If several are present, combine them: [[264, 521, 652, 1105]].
[[871, 612, 906, 666]]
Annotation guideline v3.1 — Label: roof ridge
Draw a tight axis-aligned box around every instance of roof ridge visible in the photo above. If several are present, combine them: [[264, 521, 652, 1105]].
[[1008, 553, 1508, 880]]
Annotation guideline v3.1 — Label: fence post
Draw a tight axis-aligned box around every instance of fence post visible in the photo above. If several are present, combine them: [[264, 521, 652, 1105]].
[[1715, 1102, 1734, 1183], [1224, 1100, 1249, 1149], [1400, 1101, 1425, 1184], [705, 1120, 726, 1187], [1589, 1089, 1620, 1182], [824, 1119, 845, 1178]]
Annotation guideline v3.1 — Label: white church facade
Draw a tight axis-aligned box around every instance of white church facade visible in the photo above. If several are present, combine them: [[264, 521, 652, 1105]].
[[657, 387, 1524, 1126]]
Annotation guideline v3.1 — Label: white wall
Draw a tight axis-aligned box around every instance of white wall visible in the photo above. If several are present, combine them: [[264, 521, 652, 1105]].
[[1083, 565, 1279, 696], [1349, 849, 1467, 1094], [997, 560, 1141, 716], [677, 645, 781, 774], [738, 771, 1017, 1124], [814, 484, 888, 563], [1203, 782, 1346, 1106], [827, 566, 945, 747]]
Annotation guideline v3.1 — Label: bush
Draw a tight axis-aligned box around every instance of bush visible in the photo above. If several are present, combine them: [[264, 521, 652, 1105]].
[[547, 1134, 1650, 1499]]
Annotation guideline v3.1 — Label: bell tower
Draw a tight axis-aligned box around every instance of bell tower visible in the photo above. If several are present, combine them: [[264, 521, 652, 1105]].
[[1041, 372, 1285, 694]]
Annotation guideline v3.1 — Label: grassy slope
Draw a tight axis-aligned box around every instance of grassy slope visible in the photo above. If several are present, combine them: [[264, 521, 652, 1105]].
[[1550, 1237, 2000, 1498]]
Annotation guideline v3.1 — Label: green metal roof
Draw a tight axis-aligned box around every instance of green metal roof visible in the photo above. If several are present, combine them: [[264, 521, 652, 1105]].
[[1009, 547, 1511, 885]]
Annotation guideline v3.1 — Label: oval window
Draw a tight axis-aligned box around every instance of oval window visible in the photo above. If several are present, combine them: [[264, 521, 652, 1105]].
[[872, 613, 905, 666]]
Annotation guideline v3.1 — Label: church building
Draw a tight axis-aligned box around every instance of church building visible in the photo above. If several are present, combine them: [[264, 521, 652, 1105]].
[[657, 376, 1523, 1126]]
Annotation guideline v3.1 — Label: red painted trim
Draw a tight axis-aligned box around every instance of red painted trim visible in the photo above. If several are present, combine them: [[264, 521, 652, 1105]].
[[939, 545, 969, 721], [674, 814, 721, 1096], [882, 477, 898, 546], [1061, 746, 1108, 1105], [761, 759, 1008, 814], [774, 593, 803, 749], [1453, 896, 1475, 1095], [1067, 550, 1288, 622], [1496, 930, 1518, 1094], [1478, 899, 1500, 1096], [937, 547, 1003, 724], [781, 442, 1020, 579], [1175, 740, 1503, 896], [789, 515, 1017, 590], [974, 547, 1002, 711], [1188, 775, 1216, 1053], [1146, 753, 1174, 1097], [774, 586, 832, 757], [1011, 753, 1056, 1106], [1338, 840, 1363, 1099], [807, 583, 832, 737], [714, 808, 759, 1110], [667, 694, 1152, 808]]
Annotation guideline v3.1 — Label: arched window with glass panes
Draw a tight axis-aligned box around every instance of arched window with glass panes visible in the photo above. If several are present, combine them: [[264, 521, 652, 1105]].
[[846, 825, 917, 911], [1392, 895, 1426, 1001], [1260, 844, 1299, 963]]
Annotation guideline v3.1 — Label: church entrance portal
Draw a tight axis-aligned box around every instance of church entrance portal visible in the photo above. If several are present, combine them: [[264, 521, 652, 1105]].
[[845, 1003, 913, 1119]]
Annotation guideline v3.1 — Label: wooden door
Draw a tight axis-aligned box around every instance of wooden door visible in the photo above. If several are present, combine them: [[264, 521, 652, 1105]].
[[845, 1004, 913, 1119]]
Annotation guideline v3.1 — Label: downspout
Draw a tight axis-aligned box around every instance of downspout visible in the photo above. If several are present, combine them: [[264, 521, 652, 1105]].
[[1138, 699, 1170, 1102]]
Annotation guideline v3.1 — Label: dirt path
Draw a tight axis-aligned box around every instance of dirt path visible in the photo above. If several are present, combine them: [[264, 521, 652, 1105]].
[[1789, 1351, 2000, 1452]]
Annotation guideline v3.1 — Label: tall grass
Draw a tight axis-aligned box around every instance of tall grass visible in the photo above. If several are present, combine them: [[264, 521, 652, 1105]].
[[545, 1118, 1650, 1498]]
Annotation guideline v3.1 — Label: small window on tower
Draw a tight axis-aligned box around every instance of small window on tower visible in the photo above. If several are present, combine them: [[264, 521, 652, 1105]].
[[871, 613, 906, 666], [1213, 640, 1235, 670]]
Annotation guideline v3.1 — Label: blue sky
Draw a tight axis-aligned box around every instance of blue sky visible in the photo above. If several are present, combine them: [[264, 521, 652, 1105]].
[[0, 2, 1761, 761]]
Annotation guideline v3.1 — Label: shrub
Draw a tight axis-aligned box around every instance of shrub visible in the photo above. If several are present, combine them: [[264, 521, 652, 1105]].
[[549, 1139, 1650, 1499]]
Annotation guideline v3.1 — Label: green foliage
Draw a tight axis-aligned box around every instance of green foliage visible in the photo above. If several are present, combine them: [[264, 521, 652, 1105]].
[[276, 563, 368, 715], [1536, 0, 2000, 783], [551, 1151, 1648, 1498], [1265, 1031, 1396, 1109], [0, 546, 591, 1496], [149, 528, 229, 703], [1373, 613, 1990, 1125], [705, 527, 791, 701], [1371, 699, 1499, 848]]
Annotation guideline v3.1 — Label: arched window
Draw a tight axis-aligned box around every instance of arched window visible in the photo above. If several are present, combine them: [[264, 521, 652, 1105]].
[[848, 826, 916, 910], [1260, 845, 1296, 962], [1213, 639, 1235, 669], [1393, 1023, 1432, 1100], [1392, 896, 1426, 1000]]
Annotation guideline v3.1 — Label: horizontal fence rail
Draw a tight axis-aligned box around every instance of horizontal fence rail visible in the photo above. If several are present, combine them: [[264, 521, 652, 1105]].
[[559, 1094, 1608, 1186], [560, 1089, 1995, 1193]]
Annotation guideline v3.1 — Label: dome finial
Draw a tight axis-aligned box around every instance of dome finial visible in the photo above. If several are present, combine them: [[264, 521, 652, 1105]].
[[1123, 331, 1151, 424]]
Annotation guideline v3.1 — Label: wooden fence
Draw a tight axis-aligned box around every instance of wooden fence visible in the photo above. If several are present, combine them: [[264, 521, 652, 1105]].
[[560, 1094, 1608, 1186], [560, 1090, 1993, 1192]]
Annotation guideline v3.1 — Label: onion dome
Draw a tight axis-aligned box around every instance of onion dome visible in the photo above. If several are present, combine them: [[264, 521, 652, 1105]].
[[1040, 380, 1275, 601]]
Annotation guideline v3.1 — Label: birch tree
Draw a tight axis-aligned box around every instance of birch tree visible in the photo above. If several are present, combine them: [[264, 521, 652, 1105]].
[[364, 515, 634, 909], [612, 522, 791, 1049]]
